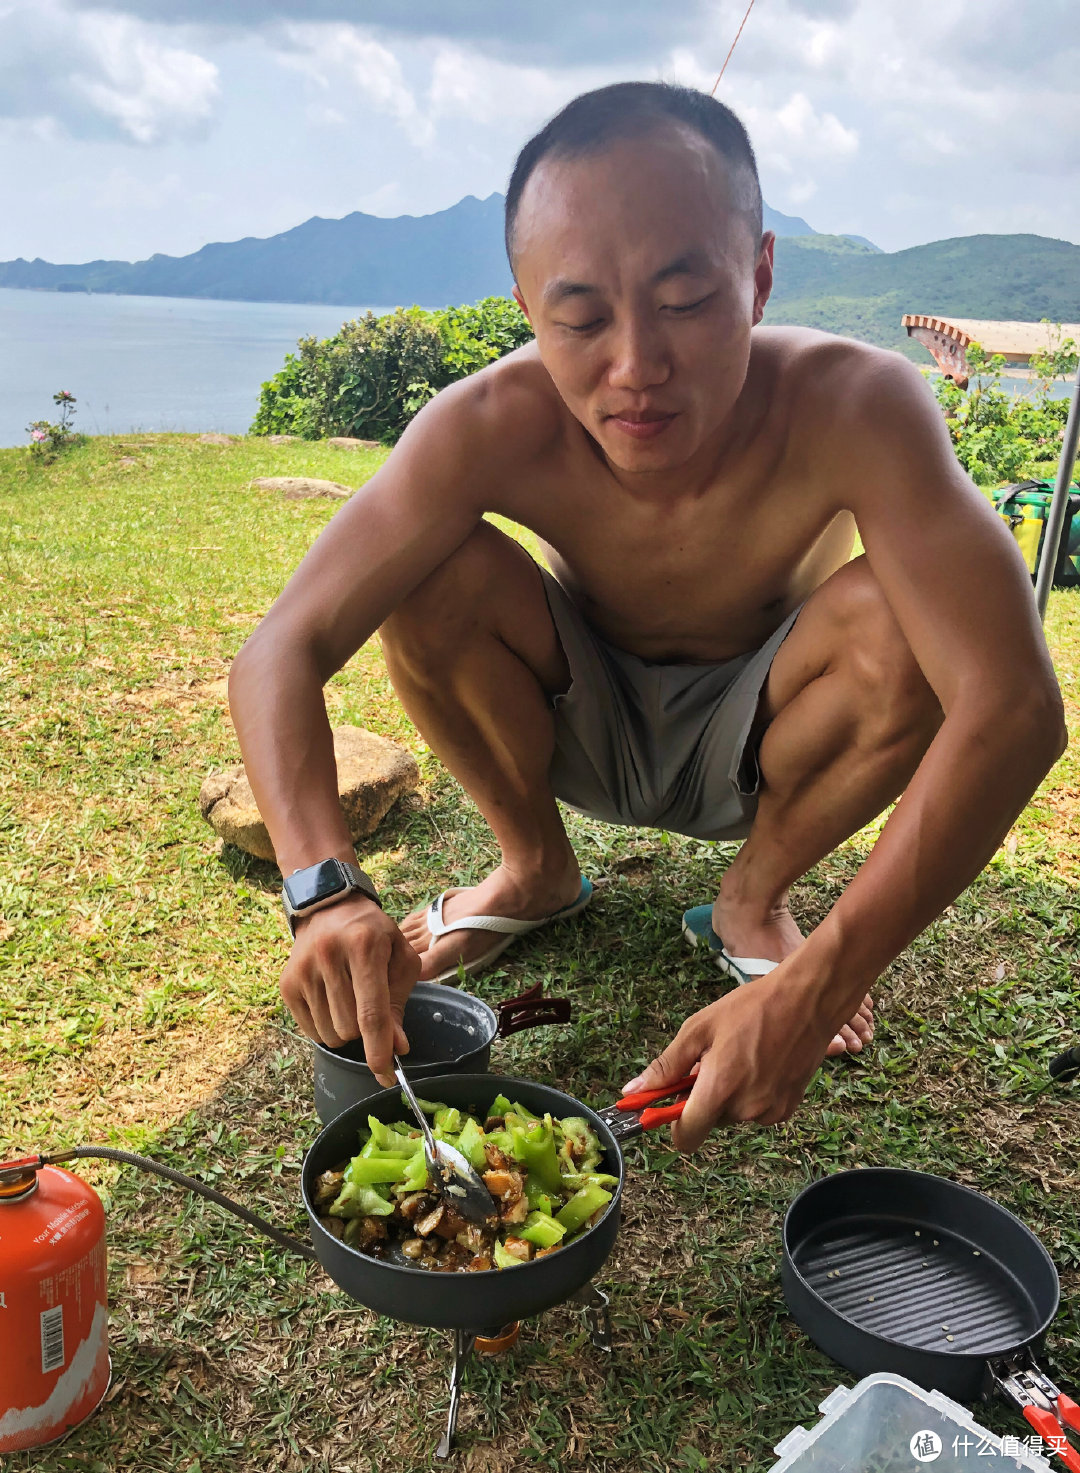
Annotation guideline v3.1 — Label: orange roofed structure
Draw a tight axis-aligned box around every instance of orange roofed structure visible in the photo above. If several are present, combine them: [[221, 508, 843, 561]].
[[902, 314, 1080, 388]]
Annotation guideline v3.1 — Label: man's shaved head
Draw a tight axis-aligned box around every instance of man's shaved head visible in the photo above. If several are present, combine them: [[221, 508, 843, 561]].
[[505, 82, 763, 271]]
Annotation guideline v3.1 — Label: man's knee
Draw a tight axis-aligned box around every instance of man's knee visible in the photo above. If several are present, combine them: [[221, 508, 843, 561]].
[[830, 559, 943, 743], [381, 523, 515, 664]]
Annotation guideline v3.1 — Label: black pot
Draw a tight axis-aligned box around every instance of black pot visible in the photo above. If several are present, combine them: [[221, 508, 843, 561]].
[[312, 982, 571, 1124], [302, 1073, 622, 1329], [781, 1168, 1060, 1402]]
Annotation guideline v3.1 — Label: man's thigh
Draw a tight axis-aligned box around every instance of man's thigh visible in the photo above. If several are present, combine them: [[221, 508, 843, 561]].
[[756, 554, 916, 725], [383, 521, 570, 697]]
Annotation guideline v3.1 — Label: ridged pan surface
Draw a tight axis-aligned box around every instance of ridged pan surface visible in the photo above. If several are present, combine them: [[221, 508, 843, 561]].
[[793, 1215, 1039, 1355], [782, 1168, 1059, 1400]]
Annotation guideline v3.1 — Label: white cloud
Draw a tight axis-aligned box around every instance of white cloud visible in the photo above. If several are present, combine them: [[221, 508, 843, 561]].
[[277, 24, 434, 147], [0, 0, 220, 144]]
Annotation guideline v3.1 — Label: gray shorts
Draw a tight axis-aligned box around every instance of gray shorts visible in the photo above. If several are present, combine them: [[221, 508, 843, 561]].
[[542, 569, 800, 842]]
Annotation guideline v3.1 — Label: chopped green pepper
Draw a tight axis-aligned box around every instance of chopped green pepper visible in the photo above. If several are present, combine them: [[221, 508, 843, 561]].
[[456, 1116, 488, 1172], [329, 1180, 395, 1218], [345, 1154, 413, 1186], [517, 1211, 566, 1248], [493, 1238, 525, 1269], [434, 1105, 463, 1134], [509, 1117, 563, 1196], [488, 1093, 513, 1117], [555, 1181, 612, 1235]]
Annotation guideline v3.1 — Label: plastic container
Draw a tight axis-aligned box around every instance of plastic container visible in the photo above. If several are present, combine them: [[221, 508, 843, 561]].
[[768, 1373, 1053, 1472]]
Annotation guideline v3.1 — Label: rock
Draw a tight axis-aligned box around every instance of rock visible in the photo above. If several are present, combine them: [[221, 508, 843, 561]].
[[250, 476, 352, 500], [264, 434, 300, 445], [327, 436, 381, 451], [199, 433, 238, 445], [199, 726, 420, 862]]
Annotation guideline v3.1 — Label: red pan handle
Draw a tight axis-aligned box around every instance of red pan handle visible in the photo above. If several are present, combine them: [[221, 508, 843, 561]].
[[1059, 1396, 1080, 1434], [1023, 1406, 1080, 1473], [637, 1100, 688, 1132], [618, 1074, 699, 1111], [495, 981, 572, 1038]]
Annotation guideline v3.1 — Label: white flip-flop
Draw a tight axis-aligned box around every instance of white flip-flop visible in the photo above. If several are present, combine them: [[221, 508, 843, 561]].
[[423, 877, 594, 985], [681, 903, 779, 984]]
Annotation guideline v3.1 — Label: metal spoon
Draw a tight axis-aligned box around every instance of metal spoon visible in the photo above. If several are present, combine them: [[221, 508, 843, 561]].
[[393, 1056, 497, 1227]]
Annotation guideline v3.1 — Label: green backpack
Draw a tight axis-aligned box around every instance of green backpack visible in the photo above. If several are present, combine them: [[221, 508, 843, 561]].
[[996, 479, 1080, 589]]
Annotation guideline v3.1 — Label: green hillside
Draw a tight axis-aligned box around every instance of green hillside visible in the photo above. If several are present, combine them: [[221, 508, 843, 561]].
[[766, 233, 1080, 355]]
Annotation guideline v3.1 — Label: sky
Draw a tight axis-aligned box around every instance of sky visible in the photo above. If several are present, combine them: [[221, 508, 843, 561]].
[[1, 0, 1078, 265]]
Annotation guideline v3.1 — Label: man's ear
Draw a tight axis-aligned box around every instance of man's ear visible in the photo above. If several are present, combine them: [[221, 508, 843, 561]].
[[512, 284, 533, 327], [752, 231, 775, 327]]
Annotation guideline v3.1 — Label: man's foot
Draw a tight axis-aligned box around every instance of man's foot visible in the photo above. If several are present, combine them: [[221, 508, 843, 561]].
[[711, 885, 874, 1058], [400, 862, 584, 981]]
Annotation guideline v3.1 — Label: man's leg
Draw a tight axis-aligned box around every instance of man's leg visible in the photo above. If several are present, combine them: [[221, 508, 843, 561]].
[[380, 523, 582, 979], [713, 556, 944, 1052]]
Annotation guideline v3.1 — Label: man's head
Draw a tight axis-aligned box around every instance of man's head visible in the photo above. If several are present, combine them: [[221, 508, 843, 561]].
[[506, 83, 774, 475]]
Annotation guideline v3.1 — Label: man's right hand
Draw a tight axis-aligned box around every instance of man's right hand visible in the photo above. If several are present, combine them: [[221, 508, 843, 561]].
[[280, 894, 422, 1085]]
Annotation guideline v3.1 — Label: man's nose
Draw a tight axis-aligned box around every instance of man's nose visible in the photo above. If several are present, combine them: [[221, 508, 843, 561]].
[[606, 317, 670, 392]]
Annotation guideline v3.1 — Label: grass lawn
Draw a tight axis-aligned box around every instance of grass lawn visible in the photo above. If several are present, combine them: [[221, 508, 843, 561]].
[[1, 433, 1078, 1473]]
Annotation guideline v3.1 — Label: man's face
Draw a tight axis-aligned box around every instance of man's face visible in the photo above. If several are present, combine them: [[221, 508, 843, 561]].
[[512, 125, 773, 475]]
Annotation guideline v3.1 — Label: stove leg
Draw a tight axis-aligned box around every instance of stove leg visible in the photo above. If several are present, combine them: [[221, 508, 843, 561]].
[[435, 1328, 476, 1460], [571, 1282, 612, 1354]]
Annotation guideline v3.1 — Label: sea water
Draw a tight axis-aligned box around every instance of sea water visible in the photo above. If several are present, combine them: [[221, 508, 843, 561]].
[[0, 288, 395, 449]]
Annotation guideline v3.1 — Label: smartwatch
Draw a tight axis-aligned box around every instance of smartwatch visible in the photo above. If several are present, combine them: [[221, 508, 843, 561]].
[[281, 858, 381, 937]]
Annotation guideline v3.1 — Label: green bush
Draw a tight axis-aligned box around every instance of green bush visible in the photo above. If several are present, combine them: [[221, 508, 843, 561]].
[[930, 337, 1076, 487], [251, 296, 534, 444]]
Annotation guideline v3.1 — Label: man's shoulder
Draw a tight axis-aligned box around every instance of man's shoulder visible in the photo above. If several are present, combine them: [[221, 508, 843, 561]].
[[754, 324, 916, 396], [431, 342, 569, 461]]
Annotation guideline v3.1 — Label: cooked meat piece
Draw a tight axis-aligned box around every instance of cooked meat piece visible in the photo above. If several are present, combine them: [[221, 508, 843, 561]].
[[484, 1143, 511, 1171], [318, 1213, 346, 1240], [502, 1237, 534, 1262], [415, 1204, 445, 1238], [482, 1168, 524, 1203], [344, 1216, 389, 1249], [401, 1238, 424, 1260], [500, 1193, 530, 1226], [483, 1115, 505, 1133], [467, 1254, 493, 1272], [314, 1170, 345, 1208], [534, 1244, 562, 1258], [432, 1204, 470, 1241], [454, 1223, 492, 1254], [397, 1191, 433, 1223]]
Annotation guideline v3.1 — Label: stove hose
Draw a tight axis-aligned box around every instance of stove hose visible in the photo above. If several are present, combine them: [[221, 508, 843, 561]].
[[43, 1146, 319, 1262]]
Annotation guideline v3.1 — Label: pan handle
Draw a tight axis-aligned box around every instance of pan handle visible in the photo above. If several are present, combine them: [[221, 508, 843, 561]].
[[495, 980, 572, 1038], [1021, 1406, 1080, 1472], [992, 1353, 1080, 1471]]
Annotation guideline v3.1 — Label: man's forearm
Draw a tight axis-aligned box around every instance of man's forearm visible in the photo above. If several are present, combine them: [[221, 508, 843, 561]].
[[799, 690, 1066, 1031], [228, 632, 357, 876]]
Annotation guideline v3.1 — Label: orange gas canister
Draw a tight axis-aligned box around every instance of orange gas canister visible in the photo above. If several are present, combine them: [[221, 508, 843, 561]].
[[0, 1159, 110, 1453]]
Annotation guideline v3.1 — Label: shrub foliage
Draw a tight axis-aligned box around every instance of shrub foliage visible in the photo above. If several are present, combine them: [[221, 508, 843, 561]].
[[252, 297, 534, 443]]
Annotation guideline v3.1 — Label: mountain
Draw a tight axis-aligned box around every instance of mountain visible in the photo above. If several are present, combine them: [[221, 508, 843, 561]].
[[0, 193, 874, 309], [765, 232, 1080, 356], [2, 200, 1076, 360]]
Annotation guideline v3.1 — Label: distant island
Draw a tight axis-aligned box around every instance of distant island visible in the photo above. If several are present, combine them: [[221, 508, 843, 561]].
[[2, 194, 1078, 358]]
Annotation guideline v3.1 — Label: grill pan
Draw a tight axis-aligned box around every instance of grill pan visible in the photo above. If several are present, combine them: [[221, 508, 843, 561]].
[[782, 1168, 1080, 1467]]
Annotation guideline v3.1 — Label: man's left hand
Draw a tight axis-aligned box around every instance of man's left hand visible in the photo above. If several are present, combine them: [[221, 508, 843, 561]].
[[621, 964, 868, 1152]]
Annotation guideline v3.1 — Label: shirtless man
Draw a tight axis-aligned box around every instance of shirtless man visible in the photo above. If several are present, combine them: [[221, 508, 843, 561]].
[[229, 83, 1065, 1152]]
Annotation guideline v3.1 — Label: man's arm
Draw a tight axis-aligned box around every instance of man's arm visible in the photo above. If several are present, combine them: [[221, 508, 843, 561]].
[[228, 369, 543, 1082], [639, 348, 1067, 1149]]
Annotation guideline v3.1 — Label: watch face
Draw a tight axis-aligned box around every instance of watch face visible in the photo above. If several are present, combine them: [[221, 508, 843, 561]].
[[286, 860, 346, 912]]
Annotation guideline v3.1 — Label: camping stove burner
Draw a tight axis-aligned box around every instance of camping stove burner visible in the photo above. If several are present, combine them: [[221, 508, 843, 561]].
[[435, 1284, 612, 1459]]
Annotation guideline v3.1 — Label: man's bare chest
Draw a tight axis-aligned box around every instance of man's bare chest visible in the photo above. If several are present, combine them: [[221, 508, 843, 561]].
[[500, 466, 854, 662]]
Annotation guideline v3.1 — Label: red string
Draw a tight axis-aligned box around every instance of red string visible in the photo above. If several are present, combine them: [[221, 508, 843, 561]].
[[711, 0, 759, 94]]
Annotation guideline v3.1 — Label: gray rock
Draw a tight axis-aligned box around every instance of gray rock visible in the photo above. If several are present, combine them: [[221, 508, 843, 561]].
[[327, 436, 381, 451], [199, 725, 420, 862], [264, 434, 300, 445], [199, 433, 239, 445], [250, 476, 352, 500]]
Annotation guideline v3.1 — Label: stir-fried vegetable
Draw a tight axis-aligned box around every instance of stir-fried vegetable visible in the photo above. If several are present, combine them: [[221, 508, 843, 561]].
[[314, 1093, 615, 1273]]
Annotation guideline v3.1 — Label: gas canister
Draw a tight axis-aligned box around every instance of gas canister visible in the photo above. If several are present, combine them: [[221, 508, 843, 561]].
[[0, 1159, 110, 1453]]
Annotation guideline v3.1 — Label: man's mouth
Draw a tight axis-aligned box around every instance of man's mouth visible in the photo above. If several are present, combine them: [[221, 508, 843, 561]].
[[604, 409, 678, 441]]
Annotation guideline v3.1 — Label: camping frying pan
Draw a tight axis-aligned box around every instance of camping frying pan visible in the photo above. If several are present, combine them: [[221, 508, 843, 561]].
[[782, 1168, 1080, 1469]]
